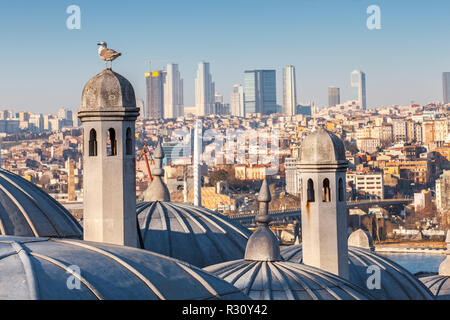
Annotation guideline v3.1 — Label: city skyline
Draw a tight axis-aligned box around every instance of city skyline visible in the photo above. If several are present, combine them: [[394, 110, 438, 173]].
[[1, 1, 450, 113]]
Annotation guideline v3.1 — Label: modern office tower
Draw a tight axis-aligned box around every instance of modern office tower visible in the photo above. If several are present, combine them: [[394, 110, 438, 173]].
[[164, 63, 184, 119], [351, 70, 366, 109], [244, 70, 277, 116], [145, 70, 166, 119], [443, 72, 450, 104], [195, 62, 215, 116], [231, 84, 245, 117], [283, 66, 297, 116], [328, 87, 340, 107]]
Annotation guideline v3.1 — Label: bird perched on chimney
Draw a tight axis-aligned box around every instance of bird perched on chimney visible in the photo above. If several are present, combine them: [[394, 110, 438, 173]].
[[97, 42, 121, 69]]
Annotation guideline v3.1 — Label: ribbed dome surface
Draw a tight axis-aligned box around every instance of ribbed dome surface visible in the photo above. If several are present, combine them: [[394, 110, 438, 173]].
[[419, 275, 450, 300], [281, 244, 434, 300], [0, 169, 82, 238], [136, 201, 251, 268], [0, 236, 249, 300], [204, 259, 373, 300]]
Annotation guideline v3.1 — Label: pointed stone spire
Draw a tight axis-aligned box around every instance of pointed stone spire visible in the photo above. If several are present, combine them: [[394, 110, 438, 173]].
[[143, 140, 170, 202], [244, 178, 281, 261], [439, 230, 450, 276]]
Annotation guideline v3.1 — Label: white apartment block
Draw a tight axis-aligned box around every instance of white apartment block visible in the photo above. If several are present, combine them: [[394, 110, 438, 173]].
[[347, 172, 384, 199], [357, 137, 380, 154]]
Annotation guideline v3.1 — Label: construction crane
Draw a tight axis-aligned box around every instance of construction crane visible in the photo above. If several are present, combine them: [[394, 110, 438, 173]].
[[138, 144, 153, 183]]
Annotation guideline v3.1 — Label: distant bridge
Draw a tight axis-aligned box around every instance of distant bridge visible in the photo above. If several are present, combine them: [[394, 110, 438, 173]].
[[347, 198, 413, 209], [228, 199, 412, 227]]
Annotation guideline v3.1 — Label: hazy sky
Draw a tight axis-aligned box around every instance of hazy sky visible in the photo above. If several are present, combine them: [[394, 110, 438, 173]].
[[1, 0, 450, 114]]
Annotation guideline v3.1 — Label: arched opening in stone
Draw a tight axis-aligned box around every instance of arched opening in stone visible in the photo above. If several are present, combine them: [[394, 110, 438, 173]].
[[107, 128, 117, 156], [307, 179, 315, 202], [322, 178, 331, 202], [89, 129, 97, 157], [126, 128, 132, 155], [338, 178, 344, 202]]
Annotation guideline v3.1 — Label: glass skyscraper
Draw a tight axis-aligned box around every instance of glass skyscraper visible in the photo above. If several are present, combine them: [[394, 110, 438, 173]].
[[244, 70, 277, 116], [443, 72, 450, 104], [328, 87, 340, 107], [145, 70, 166, 119], [351, 70, 366, 109], [283, 66, 297, 116]]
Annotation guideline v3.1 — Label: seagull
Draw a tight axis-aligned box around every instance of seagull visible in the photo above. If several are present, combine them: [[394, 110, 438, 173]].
[[97, 42, 121, 69]]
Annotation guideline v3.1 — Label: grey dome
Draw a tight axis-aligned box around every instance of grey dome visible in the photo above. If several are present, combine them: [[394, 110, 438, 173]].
[[205, 179, 373, 300], [80, 68, 137, 111], [299, 127, 346, 163], [0, 235, 248, 300], [281, 244, 434, 300], [0, 169, 82, 239], [136, 201, 251, 268], [419, 275, 450, 300], [420, 230, 450, 299], [204, 259, 373, 300], [348, 229, 374, 250]]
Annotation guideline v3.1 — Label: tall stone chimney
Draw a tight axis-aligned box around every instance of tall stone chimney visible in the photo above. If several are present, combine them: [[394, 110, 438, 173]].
[[298, 127, 349, 279], [78, 69, 139, 247]]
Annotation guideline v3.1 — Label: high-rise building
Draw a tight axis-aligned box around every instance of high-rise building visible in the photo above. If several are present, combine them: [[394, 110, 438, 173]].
[[436, 170, 450, 213], [231, 84, 245, 117], [283, 66, 297, 116], [164, 63, 184, 119], [195, 62, 215, 116], [145, 70, 166, 119], [328, 87, 340, 107], [443, 72, 450, 104], [244, 70, 276, 116], [351, 70, 366, 109]]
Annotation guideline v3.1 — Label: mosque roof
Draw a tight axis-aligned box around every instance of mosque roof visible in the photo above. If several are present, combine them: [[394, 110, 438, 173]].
[[0, 236, 248, 300], [0, 169, 82, 239], [136, 201, 251, 268], [204, 181, 373, 300], [281, 229, 434, 300]]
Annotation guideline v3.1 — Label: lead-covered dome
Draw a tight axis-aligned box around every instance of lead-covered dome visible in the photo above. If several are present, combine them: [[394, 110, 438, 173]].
[[419, 230, 450, 299], [299, 127, 346, 163], [205, 259, 373, 300], [0, 169, 82, 238], [204, 180, 373, 300], [137, 141, 251, 268], [80, 68, 137, 111], [281, 230, 434, 300], [136, 201, 251, 268], [0, 236, 248, 300]]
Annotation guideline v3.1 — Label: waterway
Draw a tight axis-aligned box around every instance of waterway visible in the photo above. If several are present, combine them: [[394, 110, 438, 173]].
[[378, 252, 446, 274]]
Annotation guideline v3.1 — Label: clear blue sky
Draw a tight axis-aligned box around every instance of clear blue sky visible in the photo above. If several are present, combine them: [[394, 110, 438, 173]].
[[0, 0, 449, 114]]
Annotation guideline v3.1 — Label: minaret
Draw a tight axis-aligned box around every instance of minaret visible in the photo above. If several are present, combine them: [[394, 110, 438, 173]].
[[439, 230, 450, 276], [193, 120, 202, 206], [298, 127, 349, 279], [143, 140, 170, 202], [78, 68, 139, 247], [244, 178, 281, 261]]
